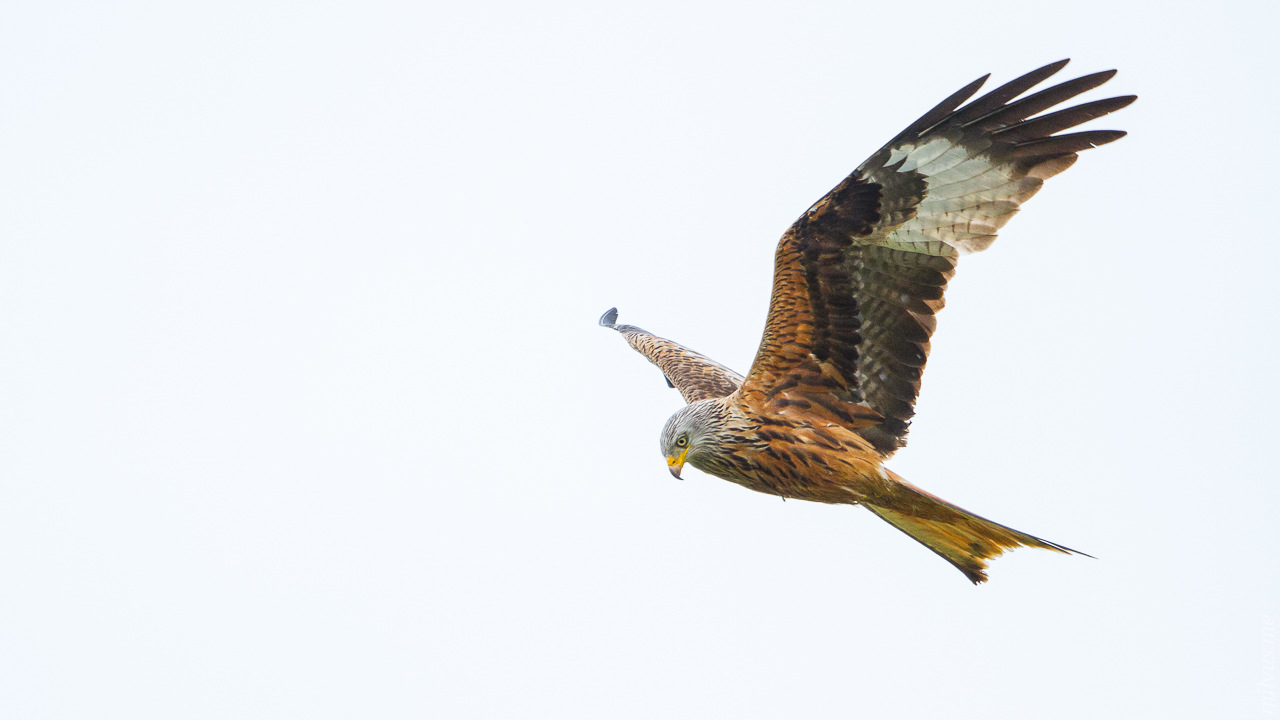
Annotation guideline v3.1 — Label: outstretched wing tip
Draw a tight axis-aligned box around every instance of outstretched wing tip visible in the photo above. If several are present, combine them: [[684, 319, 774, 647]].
[[599, 307, 619, 328], [1089, 128, 1129, 147], [741, 60, 1134, 454], [1112, 94, 1138, 110], [1025, 58, 1071, 79], [602, 311, 745, 403]]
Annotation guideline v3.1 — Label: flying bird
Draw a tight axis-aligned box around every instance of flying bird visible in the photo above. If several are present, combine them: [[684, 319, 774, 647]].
[[601, 60, 1133, 583]]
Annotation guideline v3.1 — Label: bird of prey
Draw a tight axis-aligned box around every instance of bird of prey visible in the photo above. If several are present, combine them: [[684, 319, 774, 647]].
[[601, 60, 1133, 583]]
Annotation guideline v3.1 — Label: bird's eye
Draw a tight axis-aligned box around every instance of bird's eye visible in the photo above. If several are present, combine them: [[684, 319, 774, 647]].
[[676, 436, 688, 447]]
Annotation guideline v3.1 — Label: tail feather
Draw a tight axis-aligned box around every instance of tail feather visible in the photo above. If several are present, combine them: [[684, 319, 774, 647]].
[[865, 471, 1087, 584]]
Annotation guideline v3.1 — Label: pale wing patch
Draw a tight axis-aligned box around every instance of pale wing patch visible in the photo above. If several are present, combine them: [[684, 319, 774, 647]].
[[886, 145, 911, 166], [914, 140, 992, 177], [880, 140, 1063, 256], [904, 156, 1080, 254], [895, 137, 957, 172], [917, 180, 1042, 212], [927, 162, 1014, 194], [907, 200, 1019, 229], [878, 235, 959, 256]]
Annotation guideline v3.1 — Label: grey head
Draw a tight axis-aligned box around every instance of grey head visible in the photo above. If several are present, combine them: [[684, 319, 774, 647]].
[[659, 399, 728, 479]]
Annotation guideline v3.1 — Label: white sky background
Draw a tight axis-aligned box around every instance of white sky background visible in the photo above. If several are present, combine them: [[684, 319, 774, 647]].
[[2, 1, 1277, 717]]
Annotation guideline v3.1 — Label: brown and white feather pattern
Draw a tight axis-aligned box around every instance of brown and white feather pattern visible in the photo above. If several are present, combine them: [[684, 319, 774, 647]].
[[599, 308, 743, 404]]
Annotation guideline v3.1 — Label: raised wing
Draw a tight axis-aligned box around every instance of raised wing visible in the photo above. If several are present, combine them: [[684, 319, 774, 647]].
[[737, 60, 1134, 455], [600, 308, 743, 404]]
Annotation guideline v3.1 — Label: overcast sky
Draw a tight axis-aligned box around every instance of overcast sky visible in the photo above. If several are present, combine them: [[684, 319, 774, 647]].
[[2, 1, 1278, 718]]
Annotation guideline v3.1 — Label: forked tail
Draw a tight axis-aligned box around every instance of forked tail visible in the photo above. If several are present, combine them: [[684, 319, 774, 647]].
[[865, 471, 1088, 584]]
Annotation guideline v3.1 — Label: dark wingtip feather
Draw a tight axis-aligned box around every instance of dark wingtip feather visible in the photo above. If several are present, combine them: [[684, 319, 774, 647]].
[[1008, 129, 1128, 158], [962, 69, 1121, 131], [599, 307, 619, 328], [991, 95, 1138, 144], [945, 59, 1073, 128], [891, 73, 990, 144]]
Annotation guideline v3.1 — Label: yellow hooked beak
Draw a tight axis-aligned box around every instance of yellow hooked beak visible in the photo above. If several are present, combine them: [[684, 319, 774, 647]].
[[666, 448, 688, 479]]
